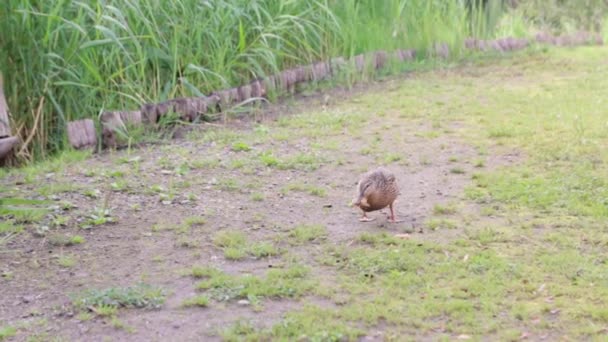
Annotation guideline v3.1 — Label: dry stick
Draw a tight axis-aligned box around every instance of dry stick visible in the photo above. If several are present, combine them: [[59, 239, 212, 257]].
[[13, 121, 26, 151], [17, 95, 46, 159]]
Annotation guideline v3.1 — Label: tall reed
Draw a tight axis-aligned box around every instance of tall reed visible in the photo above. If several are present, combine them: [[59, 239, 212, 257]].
[[0, 0, 505, 162]]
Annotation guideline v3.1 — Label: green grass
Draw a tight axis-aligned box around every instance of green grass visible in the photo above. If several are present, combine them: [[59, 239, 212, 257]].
[[231, 142, 252, 152], [277, 153, 323, 171], [258, 152, 280, 167], [190, 158, 221, 169], [222, 309, 361, 342], [0, 326, 16, 341], [0, 221, 24, 235], [224, 247, 247, 261], [250, 192, 265, 202], [92, 305, 118, 317], [57, 254, 77, 268], [432, 203, 458, 215], [189, 266, 218, 279], [381, 152, 403, 164], [76, 312, 94, 321], [176, 237, 198, 249], [196, 265, 314, 302], [209, 47, 608, 340], [474, 158, 485, 168], [110, 316, 135, 332], [212, 230, 247, 248], [248, 242, 280, 258], [281, 182, 327, 197], [0, 198, 52, 224], [212, 230, 278, 260], [288, 224, 328, 245], [458, 51, 608, 220], [3, 33, 608, 341], [425, 218, 458, 230], [449, 167, 466, 174], [80, 207, 116, 229], [74, 284, 166, 314], [48, 234, 85, 247], [181, 295, 210, 308], [512, 0, 608, 32], [183, 216, 206, 228]]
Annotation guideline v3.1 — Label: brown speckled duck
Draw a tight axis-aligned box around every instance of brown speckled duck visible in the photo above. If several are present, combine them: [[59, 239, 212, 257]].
[[352, 167, 401, 223]]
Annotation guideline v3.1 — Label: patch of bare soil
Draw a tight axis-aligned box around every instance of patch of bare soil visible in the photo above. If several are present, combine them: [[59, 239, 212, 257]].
[[0, 76, 520, 341]]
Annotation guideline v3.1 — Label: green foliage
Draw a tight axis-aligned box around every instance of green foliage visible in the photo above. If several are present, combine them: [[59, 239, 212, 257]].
[[0, 0, 505, 161], [0, 220, 24, 248], [0, 198, 52, 223], [222, 307, 362, 342], [57, 254, 77, 268], [181, 295, 210, 308], [1, 43, 608, 340], [231, 142, 252, 152], [48, 234, 85, 247], [248, 242, 280, 258], [196, 265, 313, 301], [74, 284, 166, 311], [0, 326, 17, 341], [212, 230, 247, 248], [281, 182, 327, 197], [212, 230, 279, 260], [80, 207, 116, 229], [511, 0, 608, 32], [288, 224, 328, 245], [189, 266, 218, 279]]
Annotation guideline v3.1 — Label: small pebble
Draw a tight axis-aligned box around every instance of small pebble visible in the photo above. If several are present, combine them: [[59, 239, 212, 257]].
[[237, 300, 250, 306], [22, 295, 36, 304]]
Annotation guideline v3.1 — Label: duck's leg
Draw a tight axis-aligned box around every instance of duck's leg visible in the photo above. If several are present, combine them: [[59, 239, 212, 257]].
[[388, 203, 403, 223], [359, 211, 375, 222]]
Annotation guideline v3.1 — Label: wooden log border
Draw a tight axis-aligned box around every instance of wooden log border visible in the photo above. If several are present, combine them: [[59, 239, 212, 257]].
[[0, 73, 18, 162], [67, 119, 96, 150], [59, 31, 604, 153]]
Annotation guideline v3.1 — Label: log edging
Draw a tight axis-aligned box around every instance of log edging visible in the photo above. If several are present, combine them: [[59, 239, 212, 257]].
[[60, 31, 603, 150]]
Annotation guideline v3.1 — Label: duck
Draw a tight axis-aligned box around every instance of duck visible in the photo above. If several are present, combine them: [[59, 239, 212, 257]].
[[352, 167, 401, 223]]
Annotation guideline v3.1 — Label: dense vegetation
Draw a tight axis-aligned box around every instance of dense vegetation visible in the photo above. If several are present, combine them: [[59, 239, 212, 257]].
[[0, 0, 503, 162], [0, 0, 606, 163]]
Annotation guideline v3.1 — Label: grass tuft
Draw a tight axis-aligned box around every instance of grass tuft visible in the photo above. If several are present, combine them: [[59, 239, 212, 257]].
[[196, 265, 313, 301], [0, 326, 17, 341], [74, 284, 166, 313], [182, 295, 210, 308], [213, 230, 247, 248], [288, 224, 328, 245]]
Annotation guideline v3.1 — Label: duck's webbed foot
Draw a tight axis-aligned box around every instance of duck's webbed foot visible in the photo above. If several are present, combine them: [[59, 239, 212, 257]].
[[388, 203, 404, 223], [359, 212, 375, 222]]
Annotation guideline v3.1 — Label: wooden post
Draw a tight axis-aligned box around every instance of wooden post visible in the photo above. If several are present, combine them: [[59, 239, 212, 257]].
[[373, 50, 388, 69], [238, 84, 252, 102], [329, 57, 346, 76], [100, 110, 145, 148], [0, 73, 10, 138], [250, 80, 263, 98], [66, 119, 97, 150], [0, 73, 19, 162]]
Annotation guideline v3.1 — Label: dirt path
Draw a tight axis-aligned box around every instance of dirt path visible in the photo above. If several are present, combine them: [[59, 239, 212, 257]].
[[5, 47, 605, 341]]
